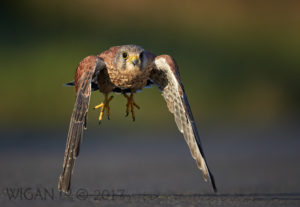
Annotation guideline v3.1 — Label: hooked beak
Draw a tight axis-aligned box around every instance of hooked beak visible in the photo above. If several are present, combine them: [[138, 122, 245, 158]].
[[129, 55, 139, 66]]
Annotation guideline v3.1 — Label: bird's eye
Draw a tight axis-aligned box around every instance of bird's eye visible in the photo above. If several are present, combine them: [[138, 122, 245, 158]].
[[139, 52, 144, 60], [122, 52, 128, 59]]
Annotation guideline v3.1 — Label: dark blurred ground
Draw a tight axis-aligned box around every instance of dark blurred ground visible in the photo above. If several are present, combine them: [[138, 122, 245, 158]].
[[0, 120, 299, 206]]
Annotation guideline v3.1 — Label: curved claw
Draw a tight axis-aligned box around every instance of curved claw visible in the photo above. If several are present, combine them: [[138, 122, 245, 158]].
[[123, 92, 140, 121], [133, 102, 140, 109], [94, 94, 113, 122]]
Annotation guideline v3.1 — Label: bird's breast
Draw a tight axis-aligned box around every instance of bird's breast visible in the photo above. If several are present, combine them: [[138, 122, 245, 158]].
[[107, 67, 151, 91]]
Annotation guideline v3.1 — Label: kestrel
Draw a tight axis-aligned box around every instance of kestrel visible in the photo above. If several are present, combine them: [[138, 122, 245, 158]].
[[58, 45, 217, 193]]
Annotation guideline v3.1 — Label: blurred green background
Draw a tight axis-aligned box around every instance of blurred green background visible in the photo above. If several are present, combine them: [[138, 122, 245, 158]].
[[1, 0, 300, 130]]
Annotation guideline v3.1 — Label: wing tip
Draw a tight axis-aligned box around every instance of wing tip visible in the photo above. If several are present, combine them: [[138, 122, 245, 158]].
[[64, 81, 75, 87], [58, 175, 71, 194], [208, 169, 218, 193], [58, 163, 68, 192], [201, 159, 218, 193]]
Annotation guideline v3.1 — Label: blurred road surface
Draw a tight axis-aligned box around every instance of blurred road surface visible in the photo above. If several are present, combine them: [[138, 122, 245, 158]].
[[0, 124, 299, 206]]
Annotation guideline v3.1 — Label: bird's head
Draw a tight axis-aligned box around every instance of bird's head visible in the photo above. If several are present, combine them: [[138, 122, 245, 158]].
[[113, 45, 148, 72]]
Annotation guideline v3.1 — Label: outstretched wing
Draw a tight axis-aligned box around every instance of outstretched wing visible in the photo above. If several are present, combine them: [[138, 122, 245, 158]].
[[150, 55, 217, 192], [58, 56, 106, 193]]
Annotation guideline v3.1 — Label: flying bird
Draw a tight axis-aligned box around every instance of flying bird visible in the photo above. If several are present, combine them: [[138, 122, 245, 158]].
[[58, 45, 217, 193]]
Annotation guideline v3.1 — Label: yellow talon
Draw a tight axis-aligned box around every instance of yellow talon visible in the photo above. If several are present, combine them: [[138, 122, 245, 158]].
[[94, 103, 104, 109], [123, 92, 140, 121], [93, 94, 113, 123]]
